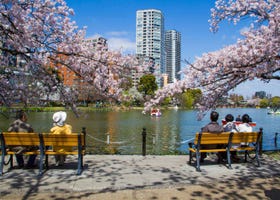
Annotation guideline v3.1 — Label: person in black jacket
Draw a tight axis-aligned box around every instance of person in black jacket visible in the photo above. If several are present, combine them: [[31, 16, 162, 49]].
[[200, 111, 224, 162], [8, 110, 36, 168]]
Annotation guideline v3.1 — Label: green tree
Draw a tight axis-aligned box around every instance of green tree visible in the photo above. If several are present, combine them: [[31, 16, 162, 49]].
[[120, 77, 133, 91], [229, 94, 244, 105], [161, 97, 171, 106], [137, 74, 158, 96], [181, 89, 202, 109], [260, 98, 269, 108], [270, 96, 280, 109]]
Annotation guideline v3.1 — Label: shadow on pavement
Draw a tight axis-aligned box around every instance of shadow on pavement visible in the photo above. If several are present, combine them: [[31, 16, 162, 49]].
[[0, 154, 279, 200]]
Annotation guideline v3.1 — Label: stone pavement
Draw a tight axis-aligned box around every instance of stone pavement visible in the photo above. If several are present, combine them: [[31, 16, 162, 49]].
[[0, 154, 279, 199]]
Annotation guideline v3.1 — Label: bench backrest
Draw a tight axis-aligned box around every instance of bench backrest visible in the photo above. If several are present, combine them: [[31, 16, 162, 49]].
[[41, 133, 85, 147], [231, 132, 260, 143], [0, 132, 85, 147], [0, 132, 40, 146], [194, 132, 231, 145], [194, 131, 261, 145]]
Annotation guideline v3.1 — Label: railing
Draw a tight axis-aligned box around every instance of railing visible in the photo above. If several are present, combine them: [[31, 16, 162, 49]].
[[81, 127, 280, 155]]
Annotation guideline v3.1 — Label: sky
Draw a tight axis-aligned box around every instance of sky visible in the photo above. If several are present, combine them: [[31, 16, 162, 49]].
[[65, 0, 280, 98]]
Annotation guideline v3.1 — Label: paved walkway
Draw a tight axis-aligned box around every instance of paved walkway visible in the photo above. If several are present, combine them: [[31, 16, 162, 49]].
[[0, 154, 279, 199]]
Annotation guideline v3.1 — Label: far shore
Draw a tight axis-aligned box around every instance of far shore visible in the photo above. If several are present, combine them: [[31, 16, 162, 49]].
[[0, 105, 261, 113], [0, 105, 178, 113]]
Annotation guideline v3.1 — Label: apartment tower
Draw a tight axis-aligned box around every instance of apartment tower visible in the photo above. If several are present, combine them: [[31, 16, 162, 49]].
[[165, 30, 181, 83], [136, 9, 165, 86]]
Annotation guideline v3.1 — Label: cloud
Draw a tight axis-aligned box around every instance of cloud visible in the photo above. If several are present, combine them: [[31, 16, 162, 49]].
[[107, 37, 136, 54], [106, 31, 129, 37], [240, 26, 250, 34]]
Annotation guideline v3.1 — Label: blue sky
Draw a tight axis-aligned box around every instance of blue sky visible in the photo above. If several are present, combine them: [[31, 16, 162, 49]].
[[66, 0, 280, 98]]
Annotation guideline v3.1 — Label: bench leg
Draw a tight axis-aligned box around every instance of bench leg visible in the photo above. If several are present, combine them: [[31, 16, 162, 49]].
[[195, 151, 201, 172], [39, 153, 44, 176], [9, 155, 13, 169], [227, 150, 232, 169], [81, 155, 84, 169], [45, 155, 49, 169], [245, 150, 248, 162], [0, 155, 14, 175], [189, 151, 192, 165], [77, 154, 82, 175], [0, 154, 4, 175], [255, 150, 260, 167]]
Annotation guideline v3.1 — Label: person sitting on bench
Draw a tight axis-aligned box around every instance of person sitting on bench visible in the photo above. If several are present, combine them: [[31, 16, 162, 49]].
[[200, 111, 224, 162], [50, 111, 72, 166], [8, 110, 37, 168]]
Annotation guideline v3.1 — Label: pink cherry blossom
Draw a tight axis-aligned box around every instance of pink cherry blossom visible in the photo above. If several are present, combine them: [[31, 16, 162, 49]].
[[0, 0, 139, 107]]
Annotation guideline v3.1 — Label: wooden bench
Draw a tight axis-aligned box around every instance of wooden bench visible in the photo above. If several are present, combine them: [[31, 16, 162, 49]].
[[188, 129, 263, 171], [40, 133, 86, 175], [0, 131, 86, 175]]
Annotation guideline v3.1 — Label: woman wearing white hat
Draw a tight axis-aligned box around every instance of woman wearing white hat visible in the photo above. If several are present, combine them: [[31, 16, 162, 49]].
[[50, 111, 72, 166]]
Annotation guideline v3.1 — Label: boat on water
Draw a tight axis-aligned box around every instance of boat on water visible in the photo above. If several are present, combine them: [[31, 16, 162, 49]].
[[150, 109, 162, 117], [267, 107, 280, 115], [267, 110, 280, 115]]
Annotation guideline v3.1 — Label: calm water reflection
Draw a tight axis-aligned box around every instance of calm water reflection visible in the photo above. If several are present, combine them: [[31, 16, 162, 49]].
[[0, 108, 279, 154]]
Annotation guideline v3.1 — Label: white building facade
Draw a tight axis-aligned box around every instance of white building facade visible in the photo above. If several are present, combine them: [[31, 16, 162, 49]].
[[136, 9, 165, 86], [86, 36, 108, 51], [165, 30, 181, 83]]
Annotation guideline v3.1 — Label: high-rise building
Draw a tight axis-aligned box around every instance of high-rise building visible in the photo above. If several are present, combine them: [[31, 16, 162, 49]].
[[136, 9, 165, 86], [131, 55, 155, 88], [165, 30, 181, 83]]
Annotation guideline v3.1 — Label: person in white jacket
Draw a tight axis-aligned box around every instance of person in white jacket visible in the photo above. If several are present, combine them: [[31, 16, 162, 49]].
[[236, 114, 253, 151], [236, 114, 253, 132]]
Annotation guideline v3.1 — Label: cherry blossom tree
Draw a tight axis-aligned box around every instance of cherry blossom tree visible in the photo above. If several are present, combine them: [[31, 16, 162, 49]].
[[0, 0, 138, 109], [145, 0, 280, 119]]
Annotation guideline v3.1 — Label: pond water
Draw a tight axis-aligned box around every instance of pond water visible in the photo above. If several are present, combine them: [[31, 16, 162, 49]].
[[0, 108, 279, 154]]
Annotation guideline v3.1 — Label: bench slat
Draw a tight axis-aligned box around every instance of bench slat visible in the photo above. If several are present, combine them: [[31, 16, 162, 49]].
[[41, 133, 85, 147], [189, 148, 227, 153], [1, 132, 40, 146], [5, 150, 41, 155], [194, 132, 231, 145], [231, 132, 259, 143], [44, 150, 86, 155]]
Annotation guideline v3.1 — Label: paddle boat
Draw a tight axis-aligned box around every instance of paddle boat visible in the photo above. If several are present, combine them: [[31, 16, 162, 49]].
[[150, 109, 162, 117], [267, 109, 280, 115]]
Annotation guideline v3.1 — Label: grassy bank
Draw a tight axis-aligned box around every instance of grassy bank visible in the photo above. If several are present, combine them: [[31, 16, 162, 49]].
[[1, 104, 183, 113], [265, 151, 280, 160], [0, 106, 115, 112], [0, 106, 68, 112]]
